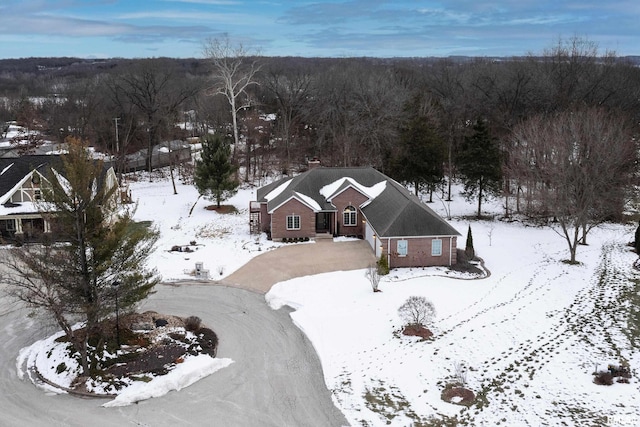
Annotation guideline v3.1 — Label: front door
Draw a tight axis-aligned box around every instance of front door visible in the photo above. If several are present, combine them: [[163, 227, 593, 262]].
[[315, 212, 331, 233]]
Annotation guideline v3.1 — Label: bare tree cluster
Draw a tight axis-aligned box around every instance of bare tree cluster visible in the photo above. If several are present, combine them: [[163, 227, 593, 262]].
[[508, 107, 636, 262]]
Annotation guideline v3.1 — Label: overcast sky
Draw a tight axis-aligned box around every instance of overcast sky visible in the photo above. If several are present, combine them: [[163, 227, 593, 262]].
[[0, 0, 638, 59]]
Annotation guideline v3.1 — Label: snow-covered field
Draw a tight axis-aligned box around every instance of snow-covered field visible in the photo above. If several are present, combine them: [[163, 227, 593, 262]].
[[17, 170, 640, 425]]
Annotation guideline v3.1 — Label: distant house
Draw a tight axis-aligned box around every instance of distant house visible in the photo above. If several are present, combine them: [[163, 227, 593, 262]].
[[250, 165, 460, 268], [0, 155, 118, 243]]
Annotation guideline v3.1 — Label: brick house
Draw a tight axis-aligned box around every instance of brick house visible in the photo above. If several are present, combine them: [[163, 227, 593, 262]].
[[250, 166, 460, 268]]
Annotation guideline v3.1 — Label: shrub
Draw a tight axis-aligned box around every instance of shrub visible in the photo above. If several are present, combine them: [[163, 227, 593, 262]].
[[398, 296, 436, 327], [56, 362, 67, 374], [377, 254, 390, 275], [304, 236, 310, 242], [282, 237, 289, 243], [593, 371, 614, 385], [365, 264, 381, 292], [184, 316, 202, 332], [197, 328, 219, 357]]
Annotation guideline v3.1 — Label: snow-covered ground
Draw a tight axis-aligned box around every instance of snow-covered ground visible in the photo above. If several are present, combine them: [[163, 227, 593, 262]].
[[127, 171, 282, 282], [16, 171, 640, 425], [265, 194, 640, 426]]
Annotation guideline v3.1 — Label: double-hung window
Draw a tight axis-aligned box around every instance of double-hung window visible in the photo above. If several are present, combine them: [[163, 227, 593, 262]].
[[431, 239, 442, 256], [343, 205, 357, 226], [286, 214, 300, 230]]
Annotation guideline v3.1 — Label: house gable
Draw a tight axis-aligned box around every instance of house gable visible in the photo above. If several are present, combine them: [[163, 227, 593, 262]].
[[330, 186, 370, 237], [270, 197, 316, 240], [267, 192, 320, 215]]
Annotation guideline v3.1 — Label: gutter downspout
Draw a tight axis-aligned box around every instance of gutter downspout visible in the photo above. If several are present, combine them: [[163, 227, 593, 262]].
[[387, 238, 391, 269], [449, 236, 453, 266]]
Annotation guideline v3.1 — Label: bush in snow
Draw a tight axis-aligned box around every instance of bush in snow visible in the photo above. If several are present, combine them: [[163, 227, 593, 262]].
[[184, 316, 202, 332], [377, 255, 390, 276], [398, 296, 436, 327], [365, 264, 381, 292]]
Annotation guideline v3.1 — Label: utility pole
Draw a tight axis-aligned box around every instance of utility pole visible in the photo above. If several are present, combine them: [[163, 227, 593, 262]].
[[113, 117, 120, 153], [113, 117, 121, 184]]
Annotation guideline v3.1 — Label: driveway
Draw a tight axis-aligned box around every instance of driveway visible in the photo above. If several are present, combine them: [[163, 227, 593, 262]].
[[0, 282, 348, 427], [221, 239, 376, 293], [0, 240, 372, 426]]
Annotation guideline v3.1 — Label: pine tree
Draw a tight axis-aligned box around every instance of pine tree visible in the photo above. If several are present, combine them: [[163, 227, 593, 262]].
[[391, 95, 445, 200], [457, 119, 502, 218], [2, 137, 160, 375], [194, 134, 239, 208]]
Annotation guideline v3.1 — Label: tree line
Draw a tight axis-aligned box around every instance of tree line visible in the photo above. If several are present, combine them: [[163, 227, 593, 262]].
[[2, 37, 640, 261]]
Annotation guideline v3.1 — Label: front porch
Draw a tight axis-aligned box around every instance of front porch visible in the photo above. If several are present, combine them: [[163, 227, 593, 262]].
[[0, 215, 52, 244]]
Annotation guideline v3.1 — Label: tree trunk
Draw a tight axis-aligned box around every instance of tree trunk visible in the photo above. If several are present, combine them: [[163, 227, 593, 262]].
[[477, 179, 483, 219]]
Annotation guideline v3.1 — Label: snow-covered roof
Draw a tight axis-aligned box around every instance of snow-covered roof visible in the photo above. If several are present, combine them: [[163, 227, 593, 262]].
[[256, 167, 459, 238]]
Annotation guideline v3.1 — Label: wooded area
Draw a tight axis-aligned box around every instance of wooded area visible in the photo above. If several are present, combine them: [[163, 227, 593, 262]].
[[2, 37, 639, 235]]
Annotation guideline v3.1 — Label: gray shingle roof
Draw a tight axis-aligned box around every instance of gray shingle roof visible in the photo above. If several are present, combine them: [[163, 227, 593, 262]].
[[0, 155, 64, 201], [257, 167, 460, 238], [361, 179, 460, 237]]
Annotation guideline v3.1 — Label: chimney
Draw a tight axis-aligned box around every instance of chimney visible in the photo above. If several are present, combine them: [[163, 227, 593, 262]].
[[308, 157, 321, 170]]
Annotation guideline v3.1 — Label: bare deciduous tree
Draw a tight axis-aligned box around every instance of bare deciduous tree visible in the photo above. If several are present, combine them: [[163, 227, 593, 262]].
[[398, 296, 436, 327], [114, 59, 197, 182], [510, 107, 636, 263], [203, 36, 261, 180], [264, 66, 312, 173]]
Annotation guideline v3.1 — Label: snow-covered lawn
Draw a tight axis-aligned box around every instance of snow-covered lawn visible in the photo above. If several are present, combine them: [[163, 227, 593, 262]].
[[266, 194, 640, 426], [16, 172, 640, 425], [127, 171, 282, 281]]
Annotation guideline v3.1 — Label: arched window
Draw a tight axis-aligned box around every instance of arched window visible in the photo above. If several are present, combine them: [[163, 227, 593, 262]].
[[343, 205, 357, 226]]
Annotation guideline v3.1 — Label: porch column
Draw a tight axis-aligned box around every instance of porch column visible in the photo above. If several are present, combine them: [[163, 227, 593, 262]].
[[44, 218, 52, 233], [14, 218, 23, 235]]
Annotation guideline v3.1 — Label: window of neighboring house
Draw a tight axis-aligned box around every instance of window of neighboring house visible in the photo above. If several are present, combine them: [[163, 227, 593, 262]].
[[34, 189, 42, 200], [3, 219, 15, 231], [343, 205, 357, 226], [431, 239, 442, 256], [397, 239, 408, 257], [286, 214, 300, 230]]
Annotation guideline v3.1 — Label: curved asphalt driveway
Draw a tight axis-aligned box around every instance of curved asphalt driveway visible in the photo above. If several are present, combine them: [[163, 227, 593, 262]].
[[221, 239, 376, 293], [0, 283, 348, 427], [0, 240, 373, 426]]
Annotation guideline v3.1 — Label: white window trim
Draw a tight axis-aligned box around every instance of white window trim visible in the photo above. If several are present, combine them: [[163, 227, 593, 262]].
[[343, 205, 357, 227], [397, 239, 408, 257], [286, 214, 300, 230], [431, 238, 443, 256]]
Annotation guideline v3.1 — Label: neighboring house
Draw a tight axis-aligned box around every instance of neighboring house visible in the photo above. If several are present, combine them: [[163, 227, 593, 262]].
[[250, 165, 460, 268], [0, 155, 118, 243]]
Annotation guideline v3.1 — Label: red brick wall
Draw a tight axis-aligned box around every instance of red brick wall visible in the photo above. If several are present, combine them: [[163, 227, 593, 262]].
[[381, 236, 458, 268], [270, 198, 316, 241], [331, 187, 369, 237], [259, 203, 270, 233]]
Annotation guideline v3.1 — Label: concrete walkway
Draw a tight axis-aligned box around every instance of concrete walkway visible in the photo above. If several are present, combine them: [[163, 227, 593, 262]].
[[220, 239, 376, 293]]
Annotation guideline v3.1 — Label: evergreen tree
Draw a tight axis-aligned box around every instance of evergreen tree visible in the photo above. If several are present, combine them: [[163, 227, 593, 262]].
[[391, 95, 445, 200], [2, 138, 160, 375], [457, 119, 502, 218], [465, 225, 475, 259], [635, 221, 640, 256], [194, 134, 239, 208]]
